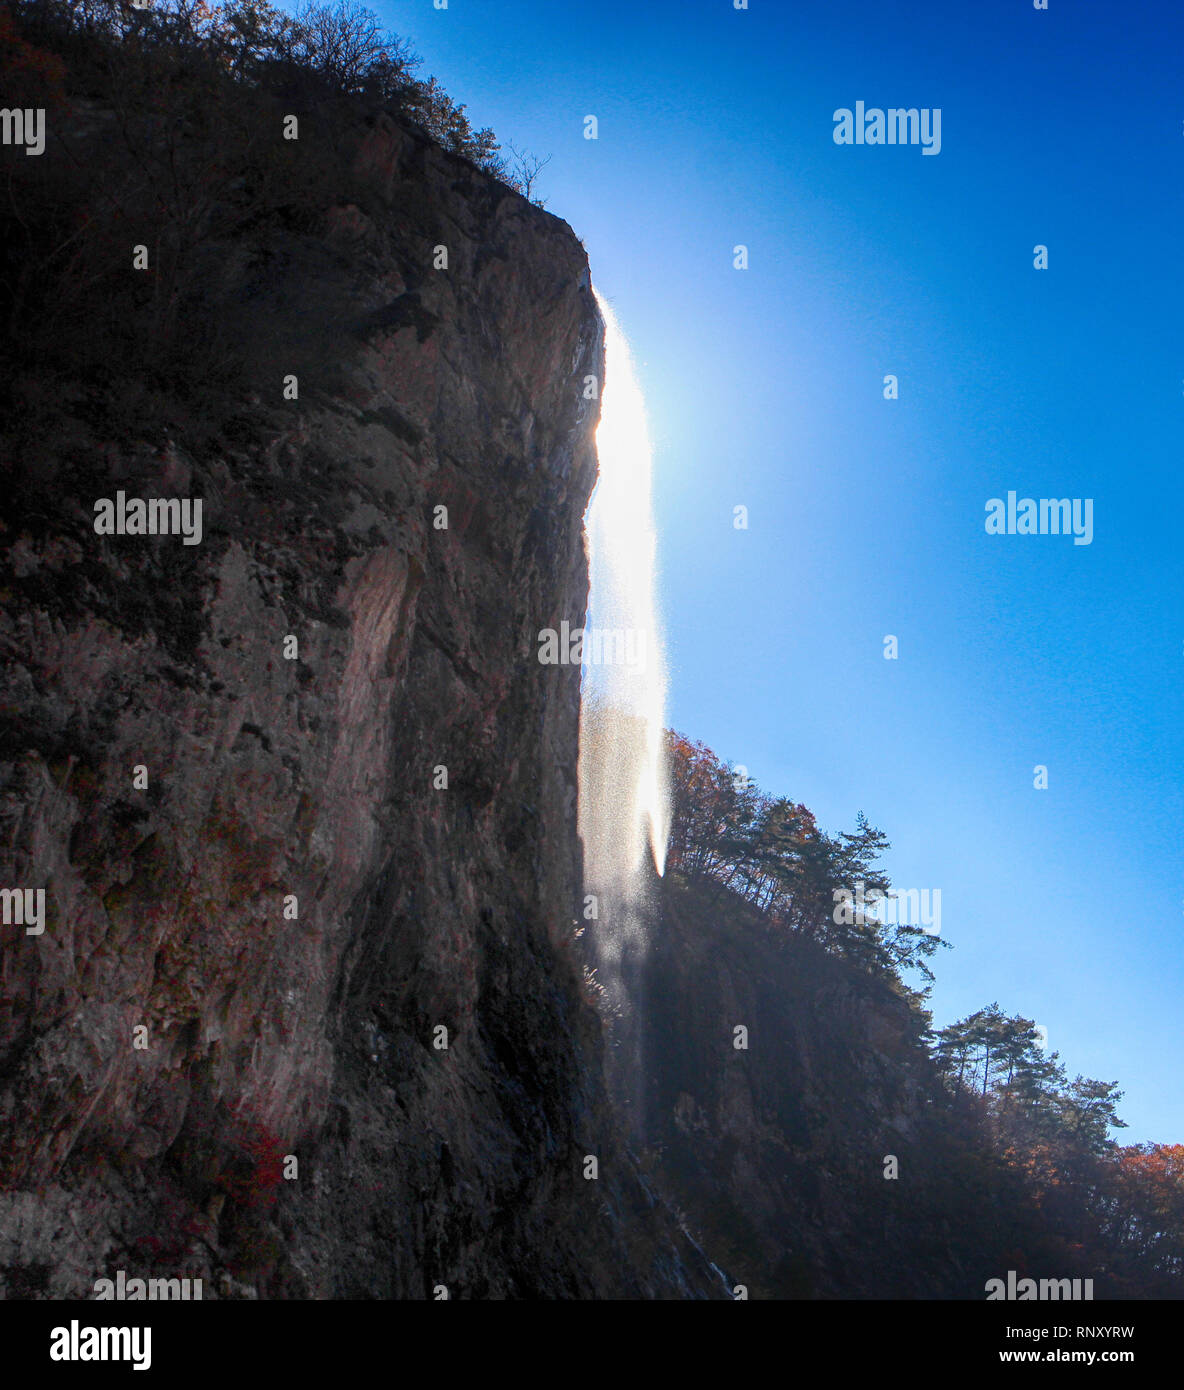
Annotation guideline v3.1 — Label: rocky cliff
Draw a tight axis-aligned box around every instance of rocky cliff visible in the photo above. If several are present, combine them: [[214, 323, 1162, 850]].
[[0, 99, 713, 1298], [634, 876, 1041, 1299], [0, 28, 1066, 1305]]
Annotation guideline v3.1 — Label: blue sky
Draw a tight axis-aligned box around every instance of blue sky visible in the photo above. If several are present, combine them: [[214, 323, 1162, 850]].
[[370, 0, 1184, 1142]]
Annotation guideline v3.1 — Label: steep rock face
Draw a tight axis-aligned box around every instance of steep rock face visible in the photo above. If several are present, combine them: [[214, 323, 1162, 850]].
[[0, 109, 709, 1297], [637, 877, 1033, 1299]]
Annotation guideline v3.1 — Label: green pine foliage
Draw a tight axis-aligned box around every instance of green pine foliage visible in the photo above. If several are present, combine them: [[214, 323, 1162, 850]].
[[665, 730, 949, 990]]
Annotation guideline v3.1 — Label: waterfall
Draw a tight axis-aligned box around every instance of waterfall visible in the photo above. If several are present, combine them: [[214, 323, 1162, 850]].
[[577, 288, 670, 1131]]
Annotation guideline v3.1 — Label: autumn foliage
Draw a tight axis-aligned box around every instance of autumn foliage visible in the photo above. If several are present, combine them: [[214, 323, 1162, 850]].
[[216, 1108, 286, 1210], [664, 731, 947, 985], [664, 733, 1184, 1294]]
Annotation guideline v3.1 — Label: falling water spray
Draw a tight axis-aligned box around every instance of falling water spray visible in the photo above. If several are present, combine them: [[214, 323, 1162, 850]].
[[577, 288, 671, 1133]]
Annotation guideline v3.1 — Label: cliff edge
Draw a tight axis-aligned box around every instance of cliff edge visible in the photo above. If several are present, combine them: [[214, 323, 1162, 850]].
[[0, 93, 711, 1297]]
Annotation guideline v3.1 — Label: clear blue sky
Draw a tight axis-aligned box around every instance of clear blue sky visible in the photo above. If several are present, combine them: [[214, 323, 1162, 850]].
[[366, 0, 1183, 1143]]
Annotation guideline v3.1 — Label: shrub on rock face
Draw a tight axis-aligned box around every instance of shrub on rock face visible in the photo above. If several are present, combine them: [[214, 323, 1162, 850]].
[[7, 0, 532, 180], [217, 1110, 286, 1210]]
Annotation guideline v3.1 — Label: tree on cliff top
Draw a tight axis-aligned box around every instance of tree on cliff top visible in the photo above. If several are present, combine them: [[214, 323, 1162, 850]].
[[9, 0, 545, 197], [0, 0, 552, 420], [663, 730, 949, 986]]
